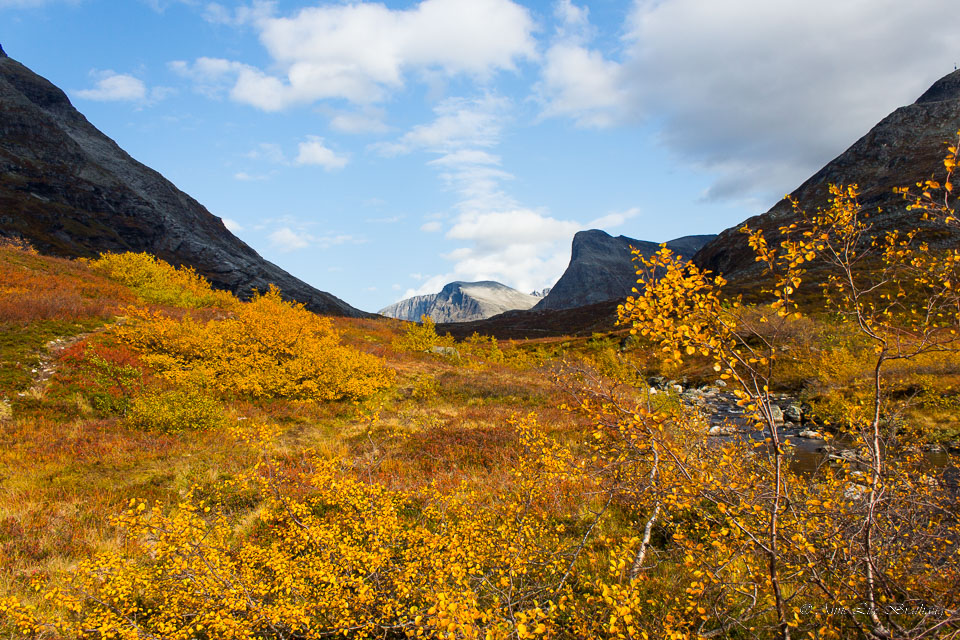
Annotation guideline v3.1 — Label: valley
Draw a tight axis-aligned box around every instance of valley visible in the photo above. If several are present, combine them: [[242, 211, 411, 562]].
[[1, 32, 959, 640]]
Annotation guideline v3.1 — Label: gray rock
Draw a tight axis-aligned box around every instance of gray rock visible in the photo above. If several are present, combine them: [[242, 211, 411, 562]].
[[844, 483, 868, 501], [785, 404, 803, 423], [708, 424, 737, 436], [533, 230, 715, 311], [380, 281, 539, 322], [797, 429, 824, 439], [769, 404, 784, 423], [429, 346, 460, 358]]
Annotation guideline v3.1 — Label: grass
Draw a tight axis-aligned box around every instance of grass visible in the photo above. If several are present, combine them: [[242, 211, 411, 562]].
[[1, 245, 958, 638]]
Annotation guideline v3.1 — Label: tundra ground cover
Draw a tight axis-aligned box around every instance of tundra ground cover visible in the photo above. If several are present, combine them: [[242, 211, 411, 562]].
[[2, 165, 960, 640]]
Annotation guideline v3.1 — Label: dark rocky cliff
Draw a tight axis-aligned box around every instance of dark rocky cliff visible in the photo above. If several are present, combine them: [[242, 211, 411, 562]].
[[535, 230, 715, 311], [0, 47, 366, 317], [694, 68, 960, 282]]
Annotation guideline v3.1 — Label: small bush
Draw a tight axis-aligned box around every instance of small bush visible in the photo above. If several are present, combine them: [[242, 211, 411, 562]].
[[127, 389, 226, 433], [393, 315, 454, 353], [87, 252, 236, 309], [119, 286, 394, 402]]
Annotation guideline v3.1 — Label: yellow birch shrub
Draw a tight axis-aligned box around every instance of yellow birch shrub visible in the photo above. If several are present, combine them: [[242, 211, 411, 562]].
[[126, 388, 227, 433], [393, 315, 455, 353], [117, 286, 393, 401], [87, 251, 237, 309], [9, 415, 587, 640]]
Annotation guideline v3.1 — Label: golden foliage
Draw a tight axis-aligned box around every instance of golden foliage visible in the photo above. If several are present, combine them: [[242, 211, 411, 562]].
[[393, 315, 455, 353], [126, 388, 226, 433], [87, 252, 237, 309], [117, 286, 394, 401]]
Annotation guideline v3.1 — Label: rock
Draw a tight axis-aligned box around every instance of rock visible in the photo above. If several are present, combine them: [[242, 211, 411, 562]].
[[533, 230, 716, 311], [0, 398, 11, 422], [714, 379, 727, 388], [769, 404, 784, 423], [828, 449, 863, 464], [844, 483, 869, 501], [428, 346, 460, 358], [708, 424, 737, 436], [797, 429, 824, 439], [785, 404, 803, 423], [671, 384, 684, 394], [379, 281, 539, 322]]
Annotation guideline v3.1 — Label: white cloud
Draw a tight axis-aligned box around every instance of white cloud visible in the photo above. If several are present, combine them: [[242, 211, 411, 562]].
[[448, 209, 580, 247], [532, 0, 960, 205], [588, 207, 641, 230], [538, 43, 630, 128], [294, 136, 348, 170], [202, 1, 275, 26], [328, 108, 389, 134], [380, 93, 578, 293], [178, 0, 536, 111], [428, 149, 501, 167], [267, 225, 357, 253], [75, 71, 147, 102], [268, 227, 310, 252], [233, 171, 274, 181], [376, 95, 510, 156], [243, 142, 286, 164], [221, 217, 243, 232]]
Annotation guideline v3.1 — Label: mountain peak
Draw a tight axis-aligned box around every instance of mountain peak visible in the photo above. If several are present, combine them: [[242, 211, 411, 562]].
[[914, 68, 960, 104], [0, 43, 6, 58], [535, 232, 716, 311], [380, 281, 539, 322], [695, 66, 960, 282]]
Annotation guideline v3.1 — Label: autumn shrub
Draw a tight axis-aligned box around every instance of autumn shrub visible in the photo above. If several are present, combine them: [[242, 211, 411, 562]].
[[87, 251, 236, 309], [118, 286, 393, 401], [8, 416, 581, 640], [126, 388, 226, 433], [392, 315, 454, 352], [0, 245, 132, 324], [53, 346, 147, 417]]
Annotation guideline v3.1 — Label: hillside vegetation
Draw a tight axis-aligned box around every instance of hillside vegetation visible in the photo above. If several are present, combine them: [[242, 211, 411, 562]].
[[1, 146, 960, 639]]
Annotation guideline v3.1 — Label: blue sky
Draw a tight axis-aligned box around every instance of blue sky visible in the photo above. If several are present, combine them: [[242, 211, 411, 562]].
[[2, 0, 958, 312]]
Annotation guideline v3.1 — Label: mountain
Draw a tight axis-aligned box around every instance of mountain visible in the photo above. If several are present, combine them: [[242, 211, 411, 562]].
[[379, 281, 540, 322], [0, 45, 366, 317], [534, 230, 716, 311], [694, 68, 960, 283]]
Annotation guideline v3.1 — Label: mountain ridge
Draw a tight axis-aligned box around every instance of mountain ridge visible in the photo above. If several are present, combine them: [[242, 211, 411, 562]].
[[0, 46, 367, 317], [380, 280, 540, 322], [693, 68, 960, 283], [534, 230, 716, 311]]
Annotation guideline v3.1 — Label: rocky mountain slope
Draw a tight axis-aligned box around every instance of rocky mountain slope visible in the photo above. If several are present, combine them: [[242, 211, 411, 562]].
[[380, 281, 541, 322], [694, 68, 960, 282], [534, 230, 716, 311], [0, 45, 365, 317]]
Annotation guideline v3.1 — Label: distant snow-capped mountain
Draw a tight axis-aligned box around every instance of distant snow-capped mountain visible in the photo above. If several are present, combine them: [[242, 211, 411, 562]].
[[379, 281, 540, 322]]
